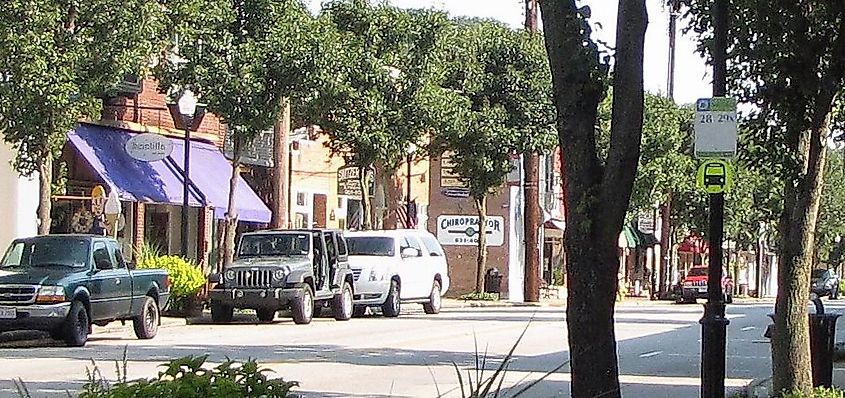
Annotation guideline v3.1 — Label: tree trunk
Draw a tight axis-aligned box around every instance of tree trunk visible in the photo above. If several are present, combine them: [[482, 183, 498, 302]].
[[37, 156, 53, 235], [475, 196, 488, 293], [772, 120, 830, 394], [271, 98, 290, 229], [540, 0, 647, 396], [359, 166, 372, 230], [222, 137, 242, 269]]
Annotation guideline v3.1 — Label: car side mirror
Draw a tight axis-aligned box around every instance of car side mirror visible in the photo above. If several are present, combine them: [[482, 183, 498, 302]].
[[401, 248, 420, 258], [208, 273, 221, 284]]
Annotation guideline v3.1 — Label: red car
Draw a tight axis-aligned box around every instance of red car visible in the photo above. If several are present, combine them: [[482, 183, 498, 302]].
[[678, 266, 733, 304]]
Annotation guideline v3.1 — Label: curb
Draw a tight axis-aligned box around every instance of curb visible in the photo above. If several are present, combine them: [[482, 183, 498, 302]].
[[93, 316, 187, 335], [442, 299, 565, 309]]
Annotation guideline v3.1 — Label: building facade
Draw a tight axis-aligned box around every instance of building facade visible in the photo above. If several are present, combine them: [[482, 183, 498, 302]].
[[0, 141, 39, 248]]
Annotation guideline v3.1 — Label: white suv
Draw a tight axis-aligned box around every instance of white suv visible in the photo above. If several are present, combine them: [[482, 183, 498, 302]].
[[345, 229, 450, 317]]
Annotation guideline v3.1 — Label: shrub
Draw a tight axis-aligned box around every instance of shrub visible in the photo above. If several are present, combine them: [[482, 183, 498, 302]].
[[460, 292, 499, 301], [781, 388, 845, 398], [138, 255, 205, 300], [77, 354, 298, 398]]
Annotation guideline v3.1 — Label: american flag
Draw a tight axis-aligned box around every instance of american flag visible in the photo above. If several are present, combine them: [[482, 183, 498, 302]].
[[396, 201, 418, 229]]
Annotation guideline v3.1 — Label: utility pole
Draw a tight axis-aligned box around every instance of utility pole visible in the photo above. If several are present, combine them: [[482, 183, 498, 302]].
[[659, 0, 681, 298], [271, 98, 291, 229], [523, 0, 541, 303], [700, 0, 730, 396]]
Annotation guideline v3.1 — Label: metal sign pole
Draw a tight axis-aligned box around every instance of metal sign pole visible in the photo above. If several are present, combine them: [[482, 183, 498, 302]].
[[700, 0, 730, 396]]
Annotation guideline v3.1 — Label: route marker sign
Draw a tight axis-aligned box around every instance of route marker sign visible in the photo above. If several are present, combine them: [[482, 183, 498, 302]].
[[696, 159, 734, 194], [694, 97, 737, 159]]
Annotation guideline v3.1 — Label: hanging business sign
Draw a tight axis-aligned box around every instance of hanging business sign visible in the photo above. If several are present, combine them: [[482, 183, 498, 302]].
[[436, 215, 505, 246], [694, 97, 738, 158], [337, 165, 374, 197], [125, 133, 173, 162], [223, 128, 275, 167]]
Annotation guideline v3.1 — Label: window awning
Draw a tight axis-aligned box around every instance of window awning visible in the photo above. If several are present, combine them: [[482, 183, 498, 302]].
[[67, 124, 271, 223]]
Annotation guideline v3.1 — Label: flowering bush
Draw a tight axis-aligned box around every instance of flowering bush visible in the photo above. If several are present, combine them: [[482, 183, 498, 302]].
[[138, 255, 205, 300]]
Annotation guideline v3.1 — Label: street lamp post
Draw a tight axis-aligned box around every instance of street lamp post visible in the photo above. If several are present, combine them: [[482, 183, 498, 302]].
[[167, 90, 206, 258], [406, 143, 417, 228]]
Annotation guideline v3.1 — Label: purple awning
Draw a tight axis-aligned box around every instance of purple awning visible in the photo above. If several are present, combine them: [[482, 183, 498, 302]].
[[68, 124, 271, 223]]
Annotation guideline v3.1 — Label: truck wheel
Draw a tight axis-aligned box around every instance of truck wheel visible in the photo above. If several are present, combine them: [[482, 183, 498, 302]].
[[64, 300, 89, 347], [211, 301, 234, 323], [423, 281, 442, 315], [256, 308, 276, 323], [352, 305, 367, 318], [381, 280, 401, 318], [332, 282, 353, 321], [133, 296, 160, 339], [292, 284, 314, 325]]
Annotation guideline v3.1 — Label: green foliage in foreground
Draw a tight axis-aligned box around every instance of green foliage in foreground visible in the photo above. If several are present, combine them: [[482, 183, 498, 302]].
[[78, 355, 298, 398], [459, 292, 500, 301], [780, 387, 845, 398]]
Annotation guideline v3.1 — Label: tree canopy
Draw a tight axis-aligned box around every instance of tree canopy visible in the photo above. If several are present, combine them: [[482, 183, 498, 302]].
[[0, 0, 167, 233]]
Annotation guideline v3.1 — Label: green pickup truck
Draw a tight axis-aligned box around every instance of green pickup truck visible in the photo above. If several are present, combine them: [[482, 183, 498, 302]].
[[0, 235, 171, 346]]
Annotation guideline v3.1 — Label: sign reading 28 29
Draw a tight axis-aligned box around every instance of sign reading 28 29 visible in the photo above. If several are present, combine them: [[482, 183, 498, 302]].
[[694, 97, 738, 159]]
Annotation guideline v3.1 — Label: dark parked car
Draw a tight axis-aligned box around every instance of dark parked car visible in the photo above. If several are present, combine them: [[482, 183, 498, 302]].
[[0, 235, 171, 346], [208, 229, 355, 325], [811, 268, 840, 299]]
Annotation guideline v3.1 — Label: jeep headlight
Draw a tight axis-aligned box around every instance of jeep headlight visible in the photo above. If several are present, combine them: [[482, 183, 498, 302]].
[[273, 268, 287, 280], [225, 270, 236, 280]]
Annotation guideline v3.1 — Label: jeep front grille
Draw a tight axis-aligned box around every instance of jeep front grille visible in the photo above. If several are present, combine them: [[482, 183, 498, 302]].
[[0, 285, 37, 304], [233, 269, 273, 288], [352, 268, 362, 281]]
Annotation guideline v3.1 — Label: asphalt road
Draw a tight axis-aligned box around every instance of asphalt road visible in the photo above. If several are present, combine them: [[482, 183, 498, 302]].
[[0, 299, 836, 398]]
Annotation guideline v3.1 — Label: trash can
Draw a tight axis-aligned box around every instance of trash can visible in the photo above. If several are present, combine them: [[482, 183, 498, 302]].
[[809, 313, 841, 387], [484, 268, 503, 294], [766, 305, 841, 388]]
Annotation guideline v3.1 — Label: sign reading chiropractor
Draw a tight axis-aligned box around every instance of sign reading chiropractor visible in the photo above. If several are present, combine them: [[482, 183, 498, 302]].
[[436, 215, 505, 246]]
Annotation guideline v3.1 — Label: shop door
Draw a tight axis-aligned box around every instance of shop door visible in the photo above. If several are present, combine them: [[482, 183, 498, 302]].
[[313, 194, 327, 228]]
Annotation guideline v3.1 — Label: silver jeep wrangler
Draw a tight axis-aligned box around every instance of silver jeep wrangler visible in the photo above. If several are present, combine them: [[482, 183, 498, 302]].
[[209, 229, 355, 325]]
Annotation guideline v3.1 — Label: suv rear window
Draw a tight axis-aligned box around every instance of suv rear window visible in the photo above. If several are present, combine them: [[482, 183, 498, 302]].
[[347, 237, 395, 257], [420, 235, 445, 257], [688, 267, 708, 277]]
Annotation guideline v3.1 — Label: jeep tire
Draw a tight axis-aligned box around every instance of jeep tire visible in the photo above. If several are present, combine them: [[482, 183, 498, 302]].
[[292, 284, 314, 325], [211, 301, 234, 323], [352, 305, 367, 318], [256, 308, 276, 323], [332, 282, 353, 321]]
